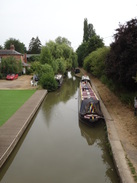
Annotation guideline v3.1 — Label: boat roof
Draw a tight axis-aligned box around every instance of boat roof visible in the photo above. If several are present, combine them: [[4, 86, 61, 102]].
[[80, 79, 98, 101], [81, 75, 90, 81], [55, 74, 62, 80]]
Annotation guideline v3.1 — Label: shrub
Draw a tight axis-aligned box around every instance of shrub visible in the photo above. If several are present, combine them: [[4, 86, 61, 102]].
[[83, 54, 92, 72], [1, 57, 22, 75], [40, 73, 57, 91], [84, 47, 110, 78], [26, 67, 33, 75]]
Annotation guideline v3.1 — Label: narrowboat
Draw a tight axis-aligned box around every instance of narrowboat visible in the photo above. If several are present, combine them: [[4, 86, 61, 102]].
[[78, 75, 103, 125], [55, 74, 63, 87]]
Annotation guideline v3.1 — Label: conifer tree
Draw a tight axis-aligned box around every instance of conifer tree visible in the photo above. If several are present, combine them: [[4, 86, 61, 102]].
[[28, 36, 42, 54]]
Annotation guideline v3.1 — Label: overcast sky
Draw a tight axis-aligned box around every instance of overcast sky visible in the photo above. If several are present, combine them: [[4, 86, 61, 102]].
[[0, 0, 137, 50]]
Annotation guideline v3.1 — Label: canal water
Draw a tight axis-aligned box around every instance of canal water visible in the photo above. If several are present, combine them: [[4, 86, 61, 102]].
[[0, 72, 119, 183]]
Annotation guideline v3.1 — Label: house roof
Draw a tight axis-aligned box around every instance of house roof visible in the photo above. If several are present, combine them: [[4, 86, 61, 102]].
[[0, 49, 22, 56], [26, 54, 40, 58]]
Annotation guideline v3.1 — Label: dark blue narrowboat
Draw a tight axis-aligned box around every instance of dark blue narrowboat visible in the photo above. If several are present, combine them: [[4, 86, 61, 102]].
[[78, 76, 104, 126]]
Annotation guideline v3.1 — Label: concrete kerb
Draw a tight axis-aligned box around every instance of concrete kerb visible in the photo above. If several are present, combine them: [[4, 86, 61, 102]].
[[91, 82, 135, 183], [0, 90, 47, 168]]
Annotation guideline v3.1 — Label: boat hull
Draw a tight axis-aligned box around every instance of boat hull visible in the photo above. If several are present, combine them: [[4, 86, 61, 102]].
[[79, 113, 103, 126], [55, 74, 63, 87]]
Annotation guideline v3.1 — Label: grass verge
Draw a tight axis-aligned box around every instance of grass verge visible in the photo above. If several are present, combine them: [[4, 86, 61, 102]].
[[126, 156, 137, 182], [0, 90, 36, 126]]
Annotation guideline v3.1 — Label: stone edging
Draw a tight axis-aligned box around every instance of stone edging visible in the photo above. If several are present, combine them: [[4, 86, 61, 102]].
[[91, 82, 134, 183], [0, 90, 47, 168]]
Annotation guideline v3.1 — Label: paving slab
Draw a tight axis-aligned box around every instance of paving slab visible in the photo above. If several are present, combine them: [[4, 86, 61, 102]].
[[0, 90, 47, 168]]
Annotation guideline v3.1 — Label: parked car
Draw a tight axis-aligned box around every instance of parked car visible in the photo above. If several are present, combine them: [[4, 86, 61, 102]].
[[6, 74, 18, 80]]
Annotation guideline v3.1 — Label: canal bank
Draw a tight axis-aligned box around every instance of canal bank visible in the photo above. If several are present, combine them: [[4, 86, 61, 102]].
[[0, 90, 47, 168], [91, 82, 135, 183]]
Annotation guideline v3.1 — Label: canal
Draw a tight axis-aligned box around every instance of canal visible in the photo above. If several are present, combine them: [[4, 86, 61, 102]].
[[0, 72, 119, 183]]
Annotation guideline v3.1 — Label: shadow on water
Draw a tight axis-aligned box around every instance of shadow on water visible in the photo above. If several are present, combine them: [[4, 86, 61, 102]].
[[79, 121, 120, 183]]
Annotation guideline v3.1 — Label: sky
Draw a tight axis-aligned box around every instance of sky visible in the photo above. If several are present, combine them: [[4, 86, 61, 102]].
[[0, 0, 137, 50]]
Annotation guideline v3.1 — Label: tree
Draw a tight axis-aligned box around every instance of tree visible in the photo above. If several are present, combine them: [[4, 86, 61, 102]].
[[40, 73, 57, 91], [69, 52, 78, 69], [105, 18, 137, 90], [4, 38, 26, 53], [40, 37, 78, 71], [83, 18, 88, 42], [55, 36, 71, 46], [86, 35, 104, 55], [40, 46, 52, 64], [39, 63, 54, 77], [0, 57, 22, 75], [31, 61, 42, 73], [77, 18, 104, 66], [46, 40, 63, 59], [84, 47, 110, 77], [88, 24, 96, 38], [56, 58, 66, 74], [83, 18, 95, 42], [28, 36, 42, 54], [76, 42, 88, 66], [38, 64, 57, 91]]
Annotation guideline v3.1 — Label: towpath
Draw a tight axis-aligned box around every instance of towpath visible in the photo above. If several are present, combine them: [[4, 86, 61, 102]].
[[80, 68, 137, 183], [0, 90, 47, 168]]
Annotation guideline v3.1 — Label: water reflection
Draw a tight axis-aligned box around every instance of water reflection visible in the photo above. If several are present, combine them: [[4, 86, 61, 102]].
[[41, 72, 80, 126], [79, 120, 105, 145], [79, 121, 119, 183]]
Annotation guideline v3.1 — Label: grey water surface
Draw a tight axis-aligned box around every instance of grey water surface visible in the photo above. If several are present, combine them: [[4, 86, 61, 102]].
[[0, 72, 119, 183]]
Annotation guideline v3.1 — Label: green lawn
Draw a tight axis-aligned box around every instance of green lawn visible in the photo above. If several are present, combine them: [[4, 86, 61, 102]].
[[0, 90, 36, 126]]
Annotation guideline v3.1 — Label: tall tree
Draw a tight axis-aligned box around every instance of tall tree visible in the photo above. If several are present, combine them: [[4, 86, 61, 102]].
[[88, 24, 95, 38], [28, 36, 42, 54], [4, 38, 26, 53], [86, 35, 104, 55], [77, 18, 104, 66], [83, 18, 95, 42], [83, 18, 89, 42], [76, 42, 88, 66]]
